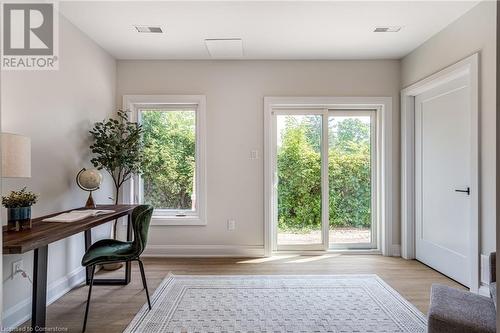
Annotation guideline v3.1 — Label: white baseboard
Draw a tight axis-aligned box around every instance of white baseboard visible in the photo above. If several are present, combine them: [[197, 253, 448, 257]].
[[142, 245, 265, 257], [142, 245, 397, 258], [480, 254, 491, 284], [2, 266, 86, 331], [477, 254, 492, 297], [478, 284, 491, 297], [390, 245, 401, 257]]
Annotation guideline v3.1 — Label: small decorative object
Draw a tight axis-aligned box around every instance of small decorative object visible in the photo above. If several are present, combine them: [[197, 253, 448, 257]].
[[76, 168, 103, 208], [2, 187, 38, 231]]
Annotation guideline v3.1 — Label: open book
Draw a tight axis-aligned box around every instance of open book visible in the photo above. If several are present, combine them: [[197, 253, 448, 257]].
[[43, 209, 115, 223]]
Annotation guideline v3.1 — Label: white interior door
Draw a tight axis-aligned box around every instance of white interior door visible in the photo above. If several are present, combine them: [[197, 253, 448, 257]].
[[415, 74, 473, 286]]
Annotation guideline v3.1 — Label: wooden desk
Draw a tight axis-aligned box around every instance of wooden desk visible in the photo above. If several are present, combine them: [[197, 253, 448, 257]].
[[3, 204, 138, 330]]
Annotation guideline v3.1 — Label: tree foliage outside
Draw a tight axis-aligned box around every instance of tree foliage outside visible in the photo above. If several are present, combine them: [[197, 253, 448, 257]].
[[277, 117, 322, 231], [277, 116, 372, 232], [140, 110, 196, 210]]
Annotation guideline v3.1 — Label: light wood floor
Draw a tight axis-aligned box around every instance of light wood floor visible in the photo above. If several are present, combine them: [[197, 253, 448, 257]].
[[22, 255, 465, 333]]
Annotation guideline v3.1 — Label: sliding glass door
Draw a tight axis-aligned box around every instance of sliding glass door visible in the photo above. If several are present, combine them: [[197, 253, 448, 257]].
[[273, 109, 377, 251], [328, 111, 376, 249], [275, 111, 328, 250]]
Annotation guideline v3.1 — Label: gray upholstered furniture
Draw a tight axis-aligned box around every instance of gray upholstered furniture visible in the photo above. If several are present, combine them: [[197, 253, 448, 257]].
[[427, 253, 496, 333]]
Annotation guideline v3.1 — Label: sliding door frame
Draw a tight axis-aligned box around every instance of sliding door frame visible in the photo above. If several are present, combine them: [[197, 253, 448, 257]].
[[264, 97, 393, 256]]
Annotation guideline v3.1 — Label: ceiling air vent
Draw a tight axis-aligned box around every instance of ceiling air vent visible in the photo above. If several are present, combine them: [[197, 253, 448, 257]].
[[205, 38, 243, 58], [134, 25, 163, 33], [374, 26, 402, 33]]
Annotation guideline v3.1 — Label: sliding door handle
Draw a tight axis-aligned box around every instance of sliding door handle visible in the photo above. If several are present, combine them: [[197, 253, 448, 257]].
[[455, 187, 470, 195]]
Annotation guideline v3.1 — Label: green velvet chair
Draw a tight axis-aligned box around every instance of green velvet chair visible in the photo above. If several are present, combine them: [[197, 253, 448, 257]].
[[81, 205, 153, 332]]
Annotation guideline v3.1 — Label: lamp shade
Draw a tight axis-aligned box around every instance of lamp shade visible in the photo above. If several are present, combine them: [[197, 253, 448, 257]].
[[1, 133, 31, 178]]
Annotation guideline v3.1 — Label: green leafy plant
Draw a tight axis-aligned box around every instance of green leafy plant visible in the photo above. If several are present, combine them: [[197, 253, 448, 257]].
[[2, 187, 39, 208], [89, 110, 145, 239]]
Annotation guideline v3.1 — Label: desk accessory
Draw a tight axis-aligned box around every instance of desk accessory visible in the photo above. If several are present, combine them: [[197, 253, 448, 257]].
[[43, 209, 115, 222], [76, 168, 103, 208], [2, 187, 38, 231]]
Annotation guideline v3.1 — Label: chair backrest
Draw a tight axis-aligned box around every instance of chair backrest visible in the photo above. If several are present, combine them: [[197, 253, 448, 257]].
[[131, 205, 154, 256]]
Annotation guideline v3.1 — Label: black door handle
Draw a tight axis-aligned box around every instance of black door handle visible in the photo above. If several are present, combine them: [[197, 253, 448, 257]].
[[455, 187, 470, 195]]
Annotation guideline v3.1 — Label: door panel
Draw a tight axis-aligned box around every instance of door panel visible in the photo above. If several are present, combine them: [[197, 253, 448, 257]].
[[415, 75, 471, 286], [275, 113, 326, 250], [328, 111, 377, 249]]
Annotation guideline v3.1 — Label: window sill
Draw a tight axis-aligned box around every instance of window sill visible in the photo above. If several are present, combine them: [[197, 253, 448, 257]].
[[150, 216, 207, 226]]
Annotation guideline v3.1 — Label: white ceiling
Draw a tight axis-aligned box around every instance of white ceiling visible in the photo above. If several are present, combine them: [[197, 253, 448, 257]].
[[60, 1, 480, 60]]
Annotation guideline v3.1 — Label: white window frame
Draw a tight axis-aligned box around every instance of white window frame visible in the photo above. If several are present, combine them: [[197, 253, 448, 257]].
[[123, 95, 207, 226], [264, 97, 393, 256]]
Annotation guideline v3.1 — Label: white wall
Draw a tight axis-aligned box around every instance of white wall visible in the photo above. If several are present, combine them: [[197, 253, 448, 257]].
[[1, 16, 116, 329], [116, 59, 401, 253], [401, 1, 497, 256]]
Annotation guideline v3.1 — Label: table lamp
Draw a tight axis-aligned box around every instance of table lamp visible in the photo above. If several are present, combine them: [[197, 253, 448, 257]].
[[1, 133, 33, 231], [1, 133, 31, 178]]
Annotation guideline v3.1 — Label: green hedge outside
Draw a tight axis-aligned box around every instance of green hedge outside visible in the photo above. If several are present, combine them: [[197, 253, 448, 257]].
[[277, 116, 371, 232]]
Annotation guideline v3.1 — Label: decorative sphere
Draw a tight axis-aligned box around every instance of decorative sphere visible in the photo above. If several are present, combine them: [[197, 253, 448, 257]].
[[77, 168, 102, 191]]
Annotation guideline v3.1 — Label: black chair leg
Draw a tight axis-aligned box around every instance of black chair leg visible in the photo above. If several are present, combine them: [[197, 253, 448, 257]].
[[82, 265, 95, 332], [137, 259, 152, 310]]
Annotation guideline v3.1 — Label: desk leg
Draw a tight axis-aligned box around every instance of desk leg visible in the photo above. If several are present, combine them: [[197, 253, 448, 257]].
[[32, 245, 48, 330], [84, 230, 92, 285]]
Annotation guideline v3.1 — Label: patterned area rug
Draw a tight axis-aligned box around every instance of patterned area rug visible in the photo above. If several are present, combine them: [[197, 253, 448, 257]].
[[124, 274, 427, 333]]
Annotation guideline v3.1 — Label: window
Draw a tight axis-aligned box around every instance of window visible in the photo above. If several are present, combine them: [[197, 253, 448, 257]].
[[124, 95, 206, 225], [140, 107, 196, 213]]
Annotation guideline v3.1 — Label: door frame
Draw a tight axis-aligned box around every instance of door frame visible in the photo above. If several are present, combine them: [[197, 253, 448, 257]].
[[264, 96, 393, 256], [400, 53, 479, 292]]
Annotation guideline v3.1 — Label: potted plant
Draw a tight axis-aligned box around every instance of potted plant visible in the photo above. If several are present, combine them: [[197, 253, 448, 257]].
[[2, 187, 39, 231], [89, 110, 145, 269]]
